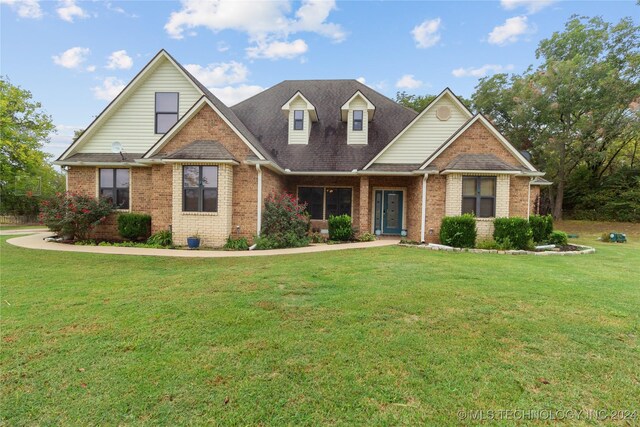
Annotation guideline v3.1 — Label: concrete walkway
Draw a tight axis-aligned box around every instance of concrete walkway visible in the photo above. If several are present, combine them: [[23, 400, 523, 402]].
[[0, 228, 48, 235], [6, 232, 400, 258]]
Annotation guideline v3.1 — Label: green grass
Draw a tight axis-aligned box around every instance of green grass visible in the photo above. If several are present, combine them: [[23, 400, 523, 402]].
[[1, 230, 639, 425]]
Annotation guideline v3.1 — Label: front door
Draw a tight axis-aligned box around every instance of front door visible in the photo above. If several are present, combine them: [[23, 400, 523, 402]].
[[374, 190, 404, 235]]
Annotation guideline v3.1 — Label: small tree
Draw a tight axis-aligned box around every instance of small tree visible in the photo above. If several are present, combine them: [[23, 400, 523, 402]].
[[258, 192, 310, 249], [39, 193, 113, 240]]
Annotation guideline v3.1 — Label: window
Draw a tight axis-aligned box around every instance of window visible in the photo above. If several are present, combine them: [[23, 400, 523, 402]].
[[353, 110, 363, 131], [462, 176, 496, 218], [183, 166, 218, 212], [297, 187, 323, 220], [155, 92, 179, 134], [99, 168, 129, 209], [293, 110, 304, 130], [325, 188, 352, 218], [297, 186, 352, 220]]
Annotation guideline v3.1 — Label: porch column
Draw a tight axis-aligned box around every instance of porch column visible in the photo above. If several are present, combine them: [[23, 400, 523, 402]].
[[358, 176, 370, 235]]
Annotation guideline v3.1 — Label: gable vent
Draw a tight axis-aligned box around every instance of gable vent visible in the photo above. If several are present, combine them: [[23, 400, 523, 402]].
[[436, 106, 451, 121]]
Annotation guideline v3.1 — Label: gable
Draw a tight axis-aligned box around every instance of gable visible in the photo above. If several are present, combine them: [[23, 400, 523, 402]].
[[157, 104, 252, 161], [373, 93, 471, 164], [64, 55, 201, 157], [429, 120, 525, 170]]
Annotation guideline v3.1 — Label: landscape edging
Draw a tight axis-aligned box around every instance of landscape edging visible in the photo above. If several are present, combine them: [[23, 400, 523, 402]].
[[399, 243, 596, 256]]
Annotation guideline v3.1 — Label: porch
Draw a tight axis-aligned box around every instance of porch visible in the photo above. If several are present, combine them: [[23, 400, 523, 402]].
[[285, 175, 423, 241]]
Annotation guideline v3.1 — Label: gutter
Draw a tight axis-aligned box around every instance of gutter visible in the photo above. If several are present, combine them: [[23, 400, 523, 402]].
[[53, 161, 145, 167]]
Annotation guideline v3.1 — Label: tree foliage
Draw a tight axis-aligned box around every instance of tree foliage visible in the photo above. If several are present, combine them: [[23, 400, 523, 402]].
[[395, 91, 472, 113], [472, 16, 640, 219], [0, 76, 64, 216]]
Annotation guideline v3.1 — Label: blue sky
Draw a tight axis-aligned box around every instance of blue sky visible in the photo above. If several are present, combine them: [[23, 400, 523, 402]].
[[1, 0, 637, 159]]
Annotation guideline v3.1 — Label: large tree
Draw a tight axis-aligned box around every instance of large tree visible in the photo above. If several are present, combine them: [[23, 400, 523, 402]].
[[395, 91, 472, 113], [472, 16, 640, 219], [0, 77, 63, 215]]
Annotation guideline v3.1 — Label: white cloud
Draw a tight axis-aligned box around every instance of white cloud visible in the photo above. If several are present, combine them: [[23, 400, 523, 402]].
[[488, 16, 531, 45], [217, 41, 230, 52], [500, 0, 555, 14], [246, 39, 308, 60], [164, 0, 345, 60], [106, 50, 133, 70], [356, 77, 366, 84], [0, 0, 42, 19], [92, 77, 125, 101], [396, 74, 423, 89], [52, 47, 91, 69], [209, 84, 265, 106], [86, 65, 96, 72], [105, 1, 137, 18], [412, 18, 441, 48], [452, 64, 514, 78], [184, 61, 248, 86], [57, 0, 88, 22]]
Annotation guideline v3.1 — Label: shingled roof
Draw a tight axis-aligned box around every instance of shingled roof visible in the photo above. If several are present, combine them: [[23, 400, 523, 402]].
[[442, 154, 521, 172], [231, 80, 417, 171]]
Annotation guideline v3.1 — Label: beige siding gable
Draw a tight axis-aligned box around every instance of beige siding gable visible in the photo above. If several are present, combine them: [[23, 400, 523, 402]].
[[76, 58, 201, 154], [347, 97, 368, 145], [288, 98, 310, 145], [376, 96, 469, 164]]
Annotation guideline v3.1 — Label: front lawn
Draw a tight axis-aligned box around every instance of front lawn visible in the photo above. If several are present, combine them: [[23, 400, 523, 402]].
[[1, 226, 638, 425]]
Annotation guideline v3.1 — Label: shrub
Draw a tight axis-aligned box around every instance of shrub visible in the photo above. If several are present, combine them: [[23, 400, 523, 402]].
[[529, 214, 553, 243], [309, 232, 327, 244], [260, 192, 310, 249], [548, 230, 568, 246], [493, 217, 533, 250], [358, 232, 376, 242], [39, 192, 113, 240], [328, 214, 353, 241], [147, 230, 172, 247], [224, 236, 249, 251], [117, 213, 151, 241], [439, 214, 477, 248]]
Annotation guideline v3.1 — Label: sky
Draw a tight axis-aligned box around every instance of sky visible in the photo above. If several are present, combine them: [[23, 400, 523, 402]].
[[1, 0, 638, 160]]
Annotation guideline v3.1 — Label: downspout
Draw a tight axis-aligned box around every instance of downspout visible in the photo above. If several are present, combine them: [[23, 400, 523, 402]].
[[256, 164, 263, 236], [64, 166, 69, 191], [420, 174, 428, 243]]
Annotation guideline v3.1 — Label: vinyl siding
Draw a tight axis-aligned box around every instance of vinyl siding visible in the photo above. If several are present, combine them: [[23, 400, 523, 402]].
[[288, 98, 310, 145], [77, 58, 201, 154], [376, 96, 469, 164], [347, 97, 368, 145]]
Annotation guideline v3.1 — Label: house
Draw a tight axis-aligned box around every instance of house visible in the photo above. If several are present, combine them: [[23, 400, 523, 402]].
[[55, 50, 549, 246]]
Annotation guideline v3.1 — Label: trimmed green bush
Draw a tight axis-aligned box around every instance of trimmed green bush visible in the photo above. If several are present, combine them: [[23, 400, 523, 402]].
[[224, 236, 249, 251], [529, 214, 553, 243], [548, 230, 568, 246], [147, 230, 172, 247], [117, 213, 151, 241], [439, 214, 477, 248], [493, 217, 533, 250], [328, 214, 353, 241], [358, 232, 376, 242]]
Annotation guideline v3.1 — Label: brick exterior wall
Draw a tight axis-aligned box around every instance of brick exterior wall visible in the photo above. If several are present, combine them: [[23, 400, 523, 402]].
[[422, 120, 533, 242], [171, 163, 233, 247], [530, 186, 541, 215], [65, 110, 536, 246]]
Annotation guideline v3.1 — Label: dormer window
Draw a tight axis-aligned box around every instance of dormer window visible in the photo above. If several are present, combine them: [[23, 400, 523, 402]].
[[294, 110, 304, 130], [353, 110, 363, 131], [155, 92, 178, 134]]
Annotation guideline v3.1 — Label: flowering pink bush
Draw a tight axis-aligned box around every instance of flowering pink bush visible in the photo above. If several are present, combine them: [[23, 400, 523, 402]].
[[257, 192, 310, 248], [39, 192, 113, 240]]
